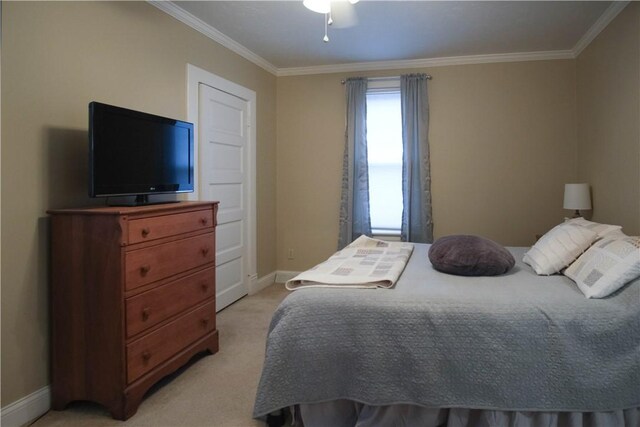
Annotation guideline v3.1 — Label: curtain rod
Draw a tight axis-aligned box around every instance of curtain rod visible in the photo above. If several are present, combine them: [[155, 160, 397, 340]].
[[341, 75, 432, 84]]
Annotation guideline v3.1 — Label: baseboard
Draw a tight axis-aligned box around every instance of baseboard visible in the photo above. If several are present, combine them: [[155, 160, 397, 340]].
[[250, 271, 276, 295], [1, 386, 50, 427], [250, 271, 301, 292], [275, 270, 301, 284]]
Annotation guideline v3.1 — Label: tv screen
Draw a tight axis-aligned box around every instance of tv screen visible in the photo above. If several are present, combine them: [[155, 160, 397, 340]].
[[89, 102, 194, 203]]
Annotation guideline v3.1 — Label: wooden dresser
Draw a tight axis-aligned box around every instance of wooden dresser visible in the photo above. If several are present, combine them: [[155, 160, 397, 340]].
[[48, 201, 219, 420]]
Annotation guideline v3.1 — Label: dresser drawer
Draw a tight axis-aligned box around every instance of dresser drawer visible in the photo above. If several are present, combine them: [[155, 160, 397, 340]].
[[125, 267, 215, 338], [125, 233, 215, 291], [128, 209, 214, 244], [126, 301, 216, 384]]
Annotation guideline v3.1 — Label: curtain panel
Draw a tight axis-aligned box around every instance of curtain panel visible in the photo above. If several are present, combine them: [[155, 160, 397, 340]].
[[338, 78, 371, 249], [401, 74, 433, 243]]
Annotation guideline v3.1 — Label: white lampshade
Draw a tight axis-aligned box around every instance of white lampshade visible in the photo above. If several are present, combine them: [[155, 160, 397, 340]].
[[564, 183, 592, 211]]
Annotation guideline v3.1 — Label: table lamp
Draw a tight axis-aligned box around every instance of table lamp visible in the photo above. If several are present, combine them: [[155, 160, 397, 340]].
[[563, 183, 591, 218]]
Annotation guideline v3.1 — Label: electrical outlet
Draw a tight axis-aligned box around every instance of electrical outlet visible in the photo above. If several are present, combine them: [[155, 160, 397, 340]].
[[287, 248, 294, 260]]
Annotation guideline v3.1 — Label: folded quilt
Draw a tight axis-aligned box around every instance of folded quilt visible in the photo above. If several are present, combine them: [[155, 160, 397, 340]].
[[285, 235, 414, 290]]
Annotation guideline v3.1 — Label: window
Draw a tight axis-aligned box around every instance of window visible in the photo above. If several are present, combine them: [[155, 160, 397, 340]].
[[366, 81, 402, 235], [340, 74, 431, 247]]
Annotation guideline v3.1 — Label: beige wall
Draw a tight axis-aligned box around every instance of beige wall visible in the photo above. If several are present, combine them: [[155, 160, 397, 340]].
[[277, 61, 577, 271], [1, 1, 277, 405], [577, 3, 640, 235]]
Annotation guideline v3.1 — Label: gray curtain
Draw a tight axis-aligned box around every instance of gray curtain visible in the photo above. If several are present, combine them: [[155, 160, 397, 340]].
[[400, 74, 433, 243], [338, 78, 371, 249]]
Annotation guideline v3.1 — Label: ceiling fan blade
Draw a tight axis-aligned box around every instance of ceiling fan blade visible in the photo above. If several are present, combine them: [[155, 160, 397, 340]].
[[330, 1, 358, 28]]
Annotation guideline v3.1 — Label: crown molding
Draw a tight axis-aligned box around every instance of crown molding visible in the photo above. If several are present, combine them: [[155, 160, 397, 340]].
[[572, 1, 630, 57], [276, 50, 575, 76], [147, 0, 279, 75], [149, 0, 625, 78]]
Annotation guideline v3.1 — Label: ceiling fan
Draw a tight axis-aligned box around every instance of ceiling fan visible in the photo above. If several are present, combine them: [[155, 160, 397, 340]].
[[303, 0, 360, 42]]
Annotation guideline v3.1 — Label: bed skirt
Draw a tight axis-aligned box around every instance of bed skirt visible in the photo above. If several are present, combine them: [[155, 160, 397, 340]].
[[297, 401, 640, 427]]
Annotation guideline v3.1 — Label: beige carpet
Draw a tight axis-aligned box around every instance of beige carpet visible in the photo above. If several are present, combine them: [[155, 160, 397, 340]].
[[33, 284, 289, 427]]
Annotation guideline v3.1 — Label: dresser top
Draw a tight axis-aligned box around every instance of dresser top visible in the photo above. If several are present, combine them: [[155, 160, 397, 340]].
[[48, 201, 218, 216]]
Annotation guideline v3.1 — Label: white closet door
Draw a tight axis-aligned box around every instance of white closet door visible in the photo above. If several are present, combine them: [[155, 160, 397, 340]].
[[198, 83, 249, 310]]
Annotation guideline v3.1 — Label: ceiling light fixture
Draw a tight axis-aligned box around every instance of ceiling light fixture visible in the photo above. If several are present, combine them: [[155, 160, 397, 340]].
[[303, 0, 331, 14], [304, 0, 360, 43]]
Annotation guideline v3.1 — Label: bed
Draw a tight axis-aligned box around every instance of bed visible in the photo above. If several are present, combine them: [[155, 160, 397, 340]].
[[253, 243, 640, 426]]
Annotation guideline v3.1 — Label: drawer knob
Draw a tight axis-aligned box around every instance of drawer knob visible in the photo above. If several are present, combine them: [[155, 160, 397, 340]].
[[200, 217, 208, 226], [141, 227, 150, 237], [200, 247, 210, 257], [142, 307, 151, 321], [142, 351, 151, 363], [201, 317, 210, 328], [200, 283, 208, 293], [140, 265, 151, 275]]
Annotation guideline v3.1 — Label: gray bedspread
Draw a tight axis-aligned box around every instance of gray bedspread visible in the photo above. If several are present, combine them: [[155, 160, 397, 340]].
[[253, 245, 640, 417]]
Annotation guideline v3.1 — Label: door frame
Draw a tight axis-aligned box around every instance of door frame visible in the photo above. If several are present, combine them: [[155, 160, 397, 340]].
[[186, 63, 257, 292]]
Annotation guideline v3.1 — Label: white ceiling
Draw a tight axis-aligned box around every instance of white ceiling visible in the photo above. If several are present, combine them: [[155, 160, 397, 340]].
[[159, 1, 624, 75]]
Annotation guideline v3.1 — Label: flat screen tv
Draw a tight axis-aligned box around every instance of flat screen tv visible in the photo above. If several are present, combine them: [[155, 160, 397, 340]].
[[89, 102, 194, 205]]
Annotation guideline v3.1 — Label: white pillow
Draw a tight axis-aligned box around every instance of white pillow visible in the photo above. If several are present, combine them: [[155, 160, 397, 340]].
[[565, 217, 623, 238], [523, 223, 598, 275], [601, 229, 628, 240], [564, 236, 640, 298]]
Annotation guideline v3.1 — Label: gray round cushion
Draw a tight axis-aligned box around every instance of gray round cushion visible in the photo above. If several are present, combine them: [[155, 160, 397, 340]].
[[428, 235, 515, 276]]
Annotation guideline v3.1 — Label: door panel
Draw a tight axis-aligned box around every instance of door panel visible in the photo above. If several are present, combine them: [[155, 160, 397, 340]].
[[199, 84, 249, 310]]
